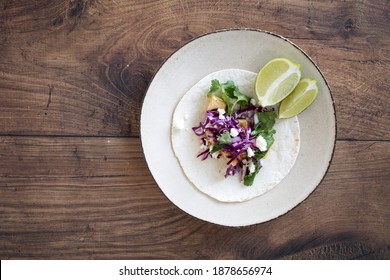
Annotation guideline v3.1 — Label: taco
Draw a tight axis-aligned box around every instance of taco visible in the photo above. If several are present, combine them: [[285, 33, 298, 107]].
[[171, 69, 300, 202]]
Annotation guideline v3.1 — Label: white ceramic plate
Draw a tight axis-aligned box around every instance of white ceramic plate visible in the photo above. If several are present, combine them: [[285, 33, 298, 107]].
[[141, 29, 336, 227]]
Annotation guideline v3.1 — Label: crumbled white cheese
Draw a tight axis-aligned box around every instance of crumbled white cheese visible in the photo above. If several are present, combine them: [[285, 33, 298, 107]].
[[248, 161, 256, 174], [247, 147, 255, 157], [255, 135, 268, 152], [217, 108, 226, 119], [230, 128, 239, 137], [217, 108, 225, 115], [250, 98, 257, 106]]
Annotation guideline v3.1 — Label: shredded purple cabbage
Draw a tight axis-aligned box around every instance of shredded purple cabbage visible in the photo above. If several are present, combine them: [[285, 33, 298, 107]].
[[192, 105, 268, 180]]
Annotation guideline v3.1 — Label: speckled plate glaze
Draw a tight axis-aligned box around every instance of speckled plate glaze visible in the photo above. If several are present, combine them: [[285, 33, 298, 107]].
[[141, 29, 336, 227]]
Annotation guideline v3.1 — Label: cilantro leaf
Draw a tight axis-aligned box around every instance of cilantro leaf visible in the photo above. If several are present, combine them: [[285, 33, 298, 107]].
[[217, 131, 232, 144], [244, 162, 261, 186], [220, 81, 237, 114], [233, 88, 250, 106], [254, 150, 268, 160], [251, 111, 277, 155], [210, 143, 224, 154], [221, 91, 237, 114], [254, 111, 277, 132], [207, 79, 251, 114], [221, 80, 236, 95], [207, 79, 221, 97]]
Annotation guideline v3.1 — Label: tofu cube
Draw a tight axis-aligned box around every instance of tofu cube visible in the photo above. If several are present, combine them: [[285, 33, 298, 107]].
[[238, 119, 248, 131], [207, 95, 226, 111]]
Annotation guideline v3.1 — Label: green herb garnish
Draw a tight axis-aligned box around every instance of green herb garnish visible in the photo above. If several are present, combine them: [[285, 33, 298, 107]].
[[217, 131, 232, 144], [208, 79, 250, 114]]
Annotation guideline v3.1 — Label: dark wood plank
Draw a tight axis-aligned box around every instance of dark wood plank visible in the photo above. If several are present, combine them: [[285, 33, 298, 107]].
[[0, 0, 389, 139], [0, 137, 388, 259]]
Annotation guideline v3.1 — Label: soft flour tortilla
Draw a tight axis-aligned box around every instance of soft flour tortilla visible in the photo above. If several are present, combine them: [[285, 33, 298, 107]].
[[171, 69, 300, 202]]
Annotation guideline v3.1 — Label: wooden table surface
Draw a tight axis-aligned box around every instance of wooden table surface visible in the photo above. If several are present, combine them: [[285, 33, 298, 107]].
[[1, 0, 389, 260]]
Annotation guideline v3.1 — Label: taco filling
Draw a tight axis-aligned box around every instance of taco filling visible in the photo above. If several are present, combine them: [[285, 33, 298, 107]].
[[192, 79, 277, 186]]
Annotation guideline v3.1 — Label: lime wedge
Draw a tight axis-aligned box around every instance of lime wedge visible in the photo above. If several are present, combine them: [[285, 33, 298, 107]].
[[255, 58, 301, 107], [279, 78, 318, 119]]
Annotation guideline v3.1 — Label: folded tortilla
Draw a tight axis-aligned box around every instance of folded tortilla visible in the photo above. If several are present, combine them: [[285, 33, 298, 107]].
[[171, 69, 300, 202]]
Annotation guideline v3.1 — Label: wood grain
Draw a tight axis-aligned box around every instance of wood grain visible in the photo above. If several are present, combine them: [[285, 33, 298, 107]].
[[0, 0, 389, 260], [0, 0, 389, 139], [0, 137, 388, 259]]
